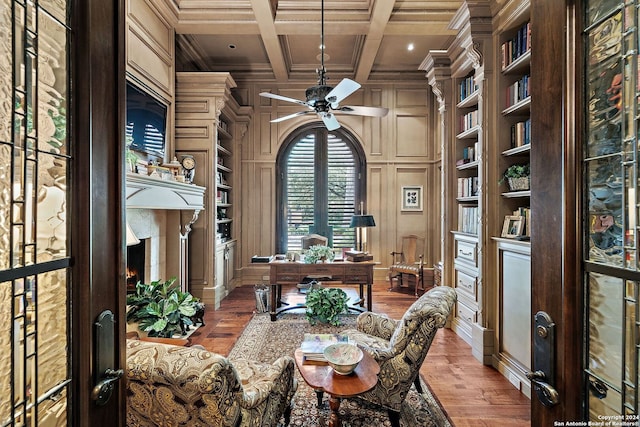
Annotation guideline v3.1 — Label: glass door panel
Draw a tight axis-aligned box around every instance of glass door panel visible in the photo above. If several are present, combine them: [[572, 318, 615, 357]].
[[1, 0, 71, 425], [584, 0, 640, 418]]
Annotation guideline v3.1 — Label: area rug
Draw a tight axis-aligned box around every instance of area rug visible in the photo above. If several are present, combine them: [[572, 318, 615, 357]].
[[228, 313, 452, 427]]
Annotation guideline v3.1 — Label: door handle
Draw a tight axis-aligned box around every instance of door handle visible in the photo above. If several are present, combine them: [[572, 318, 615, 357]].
[[528, 311, 560, 407], [92, 310, 122, 406], [92, 368, 124, 405], [527, 370, 559, 406]]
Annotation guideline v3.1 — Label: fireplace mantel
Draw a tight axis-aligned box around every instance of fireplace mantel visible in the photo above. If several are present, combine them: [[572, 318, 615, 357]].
[[126, 173, 205, 293], [126, 173, 205, 210]]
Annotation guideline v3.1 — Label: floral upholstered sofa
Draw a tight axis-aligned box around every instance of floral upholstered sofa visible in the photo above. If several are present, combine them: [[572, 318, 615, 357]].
[[126, 339, 297, 427]]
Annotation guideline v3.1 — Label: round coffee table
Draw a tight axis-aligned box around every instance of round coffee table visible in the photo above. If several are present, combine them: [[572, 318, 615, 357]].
[[293, 348, 380, 427]]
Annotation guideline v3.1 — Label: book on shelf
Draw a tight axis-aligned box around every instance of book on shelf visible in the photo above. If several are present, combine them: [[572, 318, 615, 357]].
[[300, 333, 350, 362], [460, 110, 479, 132], [510, 119, 531, 148], [513, 207, 531, 237], [500, 21, 531, 70], [459, 75, 478, 102], [457, 205, 479, 235], [457, 177, 479, 198], [505, 75, 530, 108]]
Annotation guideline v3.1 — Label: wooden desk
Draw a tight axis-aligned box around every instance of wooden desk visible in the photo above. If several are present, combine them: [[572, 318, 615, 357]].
[[294, 348, 379, 427], [269, 260, 375, 321]]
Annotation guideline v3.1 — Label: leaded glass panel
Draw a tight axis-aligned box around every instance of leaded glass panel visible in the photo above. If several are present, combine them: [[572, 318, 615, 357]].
[[585, 0, 640, 418], [2, 0, 71, 425]]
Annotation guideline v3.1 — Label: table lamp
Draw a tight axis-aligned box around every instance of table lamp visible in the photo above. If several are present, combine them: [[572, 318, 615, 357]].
[[350, 213, 375, 252]]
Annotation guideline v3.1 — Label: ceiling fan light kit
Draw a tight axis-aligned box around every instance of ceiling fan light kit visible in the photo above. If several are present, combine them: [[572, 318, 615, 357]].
[[260, 0, 389, 131]]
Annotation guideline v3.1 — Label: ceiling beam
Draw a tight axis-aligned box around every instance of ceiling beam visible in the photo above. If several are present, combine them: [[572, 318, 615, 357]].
[[251, 0, 289, 81], [355, 0, 394, 82]]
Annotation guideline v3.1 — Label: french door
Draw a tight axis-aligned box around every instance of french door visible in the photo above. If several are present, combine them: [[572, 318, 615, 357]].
[[1, 0, 125, 425], [532, 0, 640, 424]]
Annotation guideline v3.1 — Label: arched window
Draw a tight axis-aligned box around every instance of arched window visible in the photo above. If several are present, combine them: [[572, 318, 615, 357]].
[[276, 123, 367, 252]]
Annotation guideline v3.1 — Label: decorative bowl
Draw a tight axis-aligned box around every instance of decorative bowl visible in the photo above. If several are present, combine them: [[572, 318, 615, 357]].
[[323, 343, 363, 375]]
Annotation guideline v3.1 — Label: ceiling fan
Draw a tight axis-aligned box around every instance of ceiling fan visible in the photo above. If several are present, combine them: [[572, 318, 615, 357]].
[[259, 0, 389, 131]]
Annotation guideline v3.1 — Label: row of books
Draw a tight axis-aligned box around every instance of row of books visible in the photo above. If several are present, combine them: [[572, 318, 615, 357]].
[[505, 74, 530, 109], [300, 333, 350, 362], [513, 207, 531, 237], [459, 75, 478, 102], [460, 110, 479, 133], [216, 189, 229, 204], [500, 21, 531, 70], [511, 119, 531, 148], [457, 177, 479, 198], [458, 205, 479, 235], [459, 142, 479, 163]]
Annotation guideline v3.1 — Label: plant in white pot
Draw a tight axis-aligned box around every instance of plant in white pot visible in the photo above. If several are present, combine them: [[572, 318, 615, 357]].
[[304, 245, 335, 263]]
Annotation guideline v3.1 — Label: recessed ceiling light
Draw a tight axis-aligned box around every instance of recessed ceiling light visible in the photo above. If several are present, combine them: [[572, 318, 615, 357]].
[[407, 43, 414, 51], [228, 44, 236, 49]]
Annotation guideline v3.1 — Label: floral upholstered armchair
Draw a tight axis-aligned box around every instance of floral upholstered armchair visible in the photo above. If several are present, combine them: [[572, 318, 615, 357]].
[[126, 339, 297, 427], [341, 286, 457, 427]]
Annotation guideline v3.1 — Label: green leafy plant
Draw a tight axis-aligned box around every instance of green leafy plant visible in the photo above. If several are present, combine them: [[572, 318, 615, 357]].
[[125, 135, 139, 172], [304, 245, 335, 264], [126, 278, 199, 338], [499, 163, 530, 185], [305, 287, 349, 326]]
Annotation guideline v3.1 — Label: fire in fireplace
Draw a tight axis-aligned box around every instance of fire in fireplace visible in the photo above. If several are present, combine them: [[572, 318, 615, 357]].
[[127, 239, 146, 291]]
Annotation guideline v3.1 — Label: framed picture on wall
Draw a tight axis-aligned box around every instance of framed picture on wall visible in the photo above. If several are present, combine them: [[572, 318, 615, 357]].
[[401, 186, 423, 211], [501, 215, 524, 238]]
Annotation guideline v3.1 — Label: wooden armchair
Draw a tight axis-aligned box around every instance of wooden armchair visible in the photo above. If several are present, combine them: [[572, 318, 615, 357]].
[[388, 234, 425, 296], [341, 286, 457, 427], [301, 233, 328, 249]]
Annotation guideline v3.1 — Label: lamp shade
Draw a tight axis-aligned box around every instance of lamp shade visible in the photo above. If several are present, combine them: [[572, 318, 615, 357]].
[[126, 221, 141, 246], [350, 214, 376, 228]]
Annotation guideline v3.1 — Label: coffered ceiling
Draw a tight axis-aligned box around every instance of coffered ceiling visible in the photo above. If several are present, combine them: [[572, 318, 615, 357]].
[[168, 0, 465, 84]]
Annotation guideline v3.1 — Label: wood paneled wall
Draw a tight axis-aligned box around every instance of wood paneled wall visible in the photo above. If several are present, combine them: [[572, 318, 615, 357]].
[[235, 82, 441, 281]]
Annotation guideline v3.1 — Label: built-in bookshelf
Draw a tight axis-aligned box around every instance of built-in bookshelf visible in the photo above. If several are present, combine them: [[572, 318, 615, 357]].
[[175, 72, 252, 308], [455, 72, 480, 210], [498, 14, 532, 239], [216, 114, 233, 243], [491, 0, 533, 397]]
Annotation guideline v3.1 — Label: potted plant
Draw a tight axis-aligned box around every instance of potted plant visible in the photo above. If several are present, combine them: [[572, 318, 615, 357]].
[[305, 287, 349, 326], [304, 245, 335, 263], [125, 136, 139, 173], [126, 278, 200, 338], [500, 163, 530, 191]]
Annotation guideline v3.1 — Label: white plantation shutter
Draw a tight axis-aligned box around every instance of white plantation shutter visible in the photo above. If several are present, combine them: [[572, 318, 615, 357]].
[[282, 127, 362, 251], [286, 134, 316, 250], [327, 134, 357, 248]]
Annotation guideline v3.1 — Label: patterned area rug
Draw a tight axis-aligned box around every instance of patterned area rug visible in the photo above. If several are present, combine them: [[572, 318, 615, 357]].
[[228, 313, 452, 427]]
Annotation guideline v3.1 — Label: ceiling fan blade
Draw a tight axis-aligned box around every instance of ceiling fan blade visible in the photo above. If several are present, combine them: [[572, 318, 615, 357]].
[[259, 92, 310, 107], [325, 78, 361, 106], [270, 110, 315, 123], [335, 105, 389, 117], [320, 112, 341, 131]]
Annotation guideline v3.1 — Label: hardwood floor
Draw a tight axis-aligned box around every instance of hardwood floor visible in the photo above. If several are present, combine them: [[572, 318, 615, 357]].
[[188, 283, 531, 426]]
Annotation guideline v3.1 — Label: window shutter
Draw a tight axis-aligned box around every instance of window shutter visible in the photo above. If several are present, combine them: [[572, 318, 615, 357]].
[[327, 135, 356, 249], [286, 134, 315, 250], [283, 129, 359, 251]]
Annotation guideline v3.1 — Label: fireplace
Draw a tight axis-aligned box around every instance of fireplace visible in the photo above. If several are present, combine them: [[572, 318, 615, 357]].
[[126, 174, 205, 295], [127, 239, 146, 291]]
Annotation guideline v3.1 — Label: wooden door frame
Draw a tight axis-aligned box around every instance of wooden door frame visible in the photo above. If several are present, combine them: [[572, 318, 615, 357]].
[[531, 0, 583, 424], [71, 0, 126, 424]]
